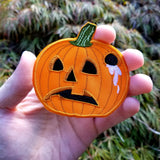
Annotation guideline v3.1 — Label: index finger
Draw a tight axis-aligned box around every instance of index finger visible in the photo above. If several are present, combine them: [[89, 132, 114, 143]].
[[94, 25, 116, 44]]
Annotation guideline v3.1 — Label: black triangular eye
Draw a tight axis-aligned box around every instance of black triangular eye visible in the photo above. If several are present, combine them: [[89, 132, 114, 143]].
[[53, 58, 63, 71], [82, 60, 97, 74], [105, 54, 118, 65]]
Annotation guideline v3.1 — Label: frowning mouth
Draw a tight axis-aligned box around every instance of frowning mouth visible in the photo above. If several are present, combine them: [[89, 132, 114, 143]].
[[44, 89, 98, 106]]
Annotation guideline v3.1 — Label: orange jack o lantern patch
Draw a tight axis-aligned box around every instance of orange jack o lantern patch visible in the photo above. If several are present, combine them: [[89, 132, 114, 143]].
[[33, 22, 129, 117]]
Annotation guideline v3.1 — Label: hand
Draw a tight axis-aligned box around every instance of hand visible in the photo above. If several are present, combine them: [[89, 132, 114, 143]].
[[0, 25, 152, 160]]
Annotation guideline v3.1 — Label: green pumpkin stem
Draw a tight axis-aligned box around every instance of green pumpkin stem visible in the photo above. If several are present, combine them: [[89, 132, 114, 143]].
[[70, 22, 96, 47]]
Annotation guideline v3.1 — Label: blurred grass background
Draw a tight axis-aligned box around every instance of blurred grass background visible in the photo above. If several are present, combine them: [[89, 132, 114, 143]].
[[0, 0, 160, 159]]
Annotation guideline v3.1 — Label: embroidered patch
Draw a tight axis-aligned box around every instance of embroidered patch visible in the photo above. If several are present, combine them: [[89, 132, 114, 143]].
[[33, 22, 129, 117]]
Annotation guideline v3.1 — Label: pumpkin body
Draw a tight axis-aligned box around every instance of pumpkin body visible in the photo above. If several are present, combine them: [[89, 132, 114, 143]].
[[33, 22, 129, 117]]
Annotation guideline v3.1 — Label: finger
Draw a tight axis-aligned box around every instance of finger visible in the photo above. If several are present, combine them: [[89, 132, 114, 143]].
[[123, 49, 144, 71], [95, 97, 140, 134], [128, 74, 153, 96], [94, 25, 116, 44], [0, 51, 36, 109]]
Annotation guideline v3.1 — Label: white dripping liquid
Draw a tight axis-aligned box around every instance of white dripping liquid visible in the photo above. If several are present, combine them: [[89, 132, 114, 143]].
[[106, 64, 122, 94]]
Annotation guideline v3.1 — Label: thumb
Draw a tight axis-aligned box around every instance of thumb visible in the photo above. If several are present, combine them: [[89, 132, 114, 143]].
[[0, 51, 36, 109]]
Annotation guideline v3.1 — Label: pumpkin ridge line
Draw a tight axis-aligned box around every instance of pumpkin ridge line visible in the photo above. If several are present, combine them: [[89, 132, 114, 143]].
[[103, 66, 128, 115], [91, 45, 113, 114], [88, 46, 102, 115], [103, 61, 128, 114], [81, 47, 88, 115], [47, 45, 72, 111], [99, 46, 114, 114], [58, 46, 74, 113], [110, 71, 123, 111], [60, 45, 74, 61], [38, 43, 70, 99], [90, 46, 104, 99], [72, 47, 79, 113], [41, 42, 71, 61]]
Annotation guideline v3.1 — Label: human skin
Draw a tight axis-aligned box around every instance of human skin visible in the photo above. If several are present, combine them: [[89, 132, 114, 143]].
[[0, 25, 152, 160]]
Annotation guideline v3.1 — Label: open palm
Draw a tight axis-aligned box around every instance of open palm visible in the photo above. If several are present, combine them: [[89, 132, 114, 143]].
[[0, 25, 152, 160]]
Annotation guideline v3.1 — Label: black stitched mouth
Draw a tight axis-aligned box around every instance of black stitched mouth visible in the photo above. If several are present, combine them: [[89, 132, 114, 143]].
[[53, 89, 98, 105]]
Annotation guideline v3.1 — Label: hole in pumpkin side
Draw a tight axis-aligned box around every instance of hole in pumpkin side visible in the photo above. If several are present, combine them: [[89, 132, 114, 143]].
[[105, 53, 118, 66], [82, 60, 97, 74]]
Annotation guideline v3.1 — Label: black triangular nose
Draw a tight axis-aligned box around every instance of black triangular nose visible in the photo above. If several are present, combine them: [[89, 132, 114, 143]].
[[66, 70, 76, 82]]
